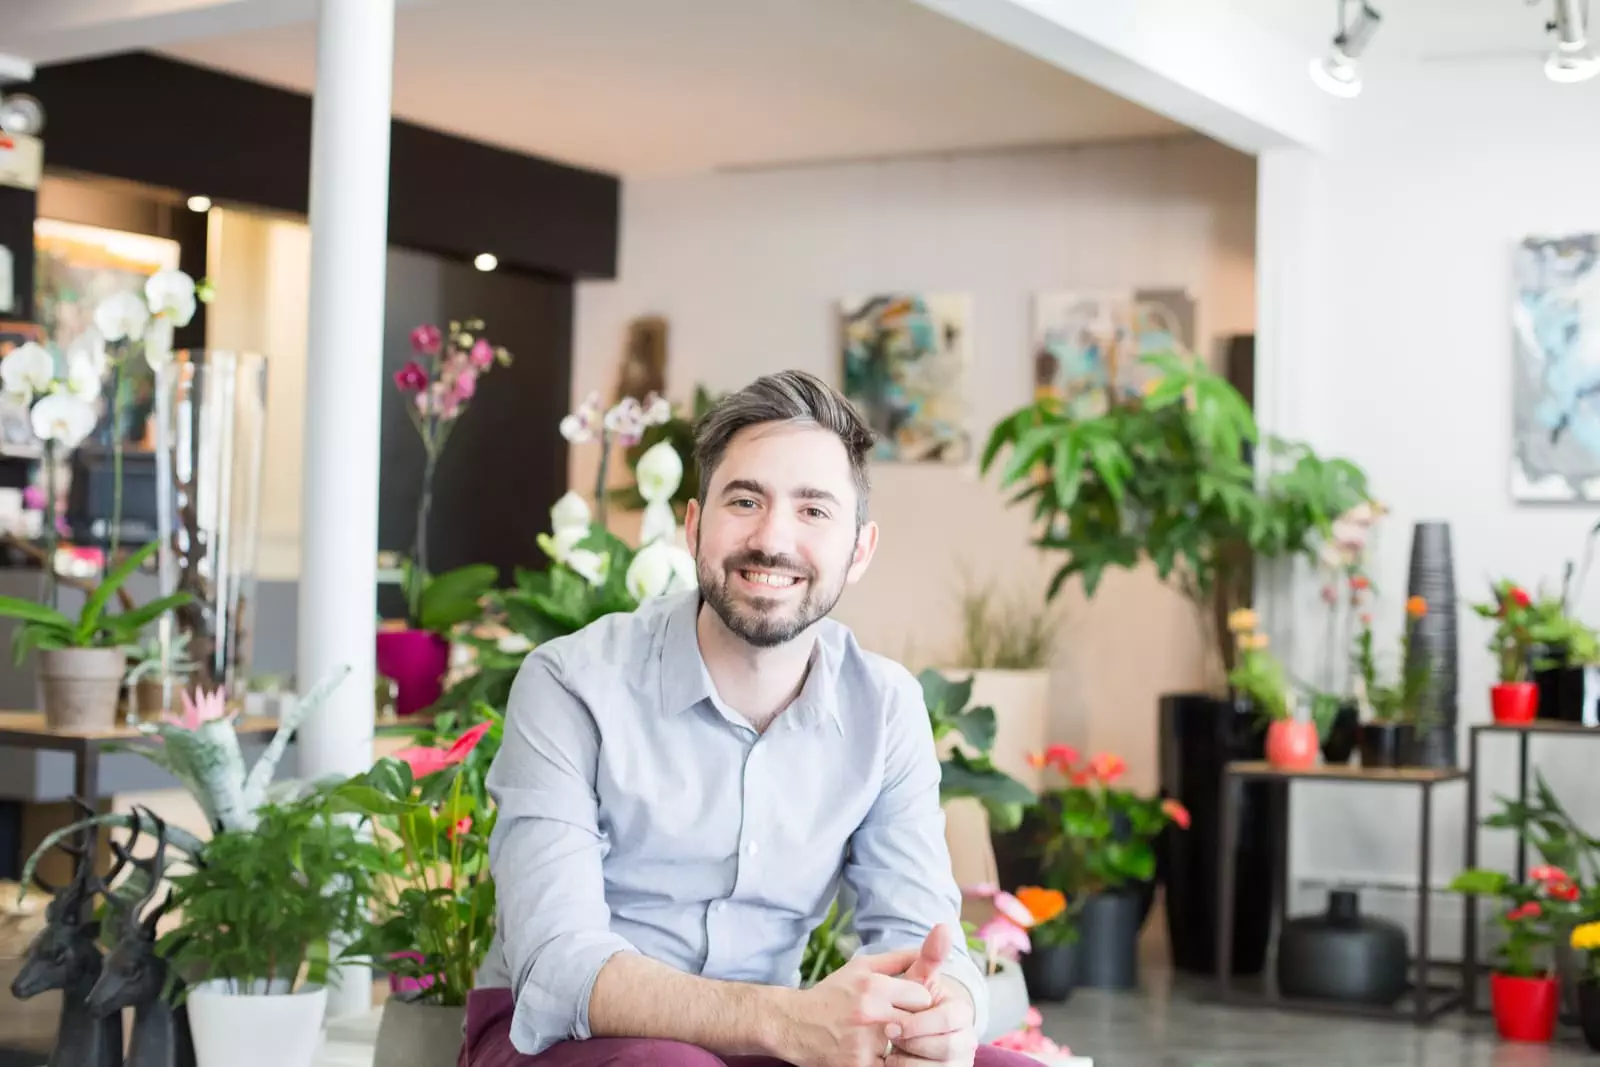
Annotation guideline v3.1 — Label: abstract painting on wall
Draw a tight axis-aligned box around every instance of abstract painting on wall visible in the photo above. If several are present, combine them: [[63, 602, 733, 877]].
[[1031, 288, 1195, 416], [840, 292, 971, 463], [1512, 233, 1600, 502]]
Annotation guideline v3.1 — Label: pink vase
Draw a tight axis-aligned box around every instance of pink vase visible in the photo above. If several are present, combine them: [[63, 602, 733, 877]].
[[1265, 720, 1319, 770], [375, 629, 450, 716]]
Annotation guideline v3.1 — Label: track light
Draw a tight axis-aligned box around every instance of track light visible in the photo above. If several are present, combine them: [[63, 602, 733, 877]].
[[0, 93, 44, 136], [1310, 1, 1381, 98], [1545, 0, 1600, 82]]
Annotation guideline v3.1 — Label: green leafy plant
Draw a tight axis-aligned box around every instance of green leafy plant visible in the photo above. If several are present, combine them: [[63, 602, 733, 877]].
[[1470, 580, 1540, 683], [1224, 610, 1291, 723], [0, 540, 189, 663], [159, 787, 384, 995], [1354, 594, 1433, 725], [920, 668, 1035, 832], [400, 561, 500, 637], [979, 350, 1368, 687], [948, 577, 1059, 670], [799, 900, 854, 987], [1481, 770, 1600, 885]]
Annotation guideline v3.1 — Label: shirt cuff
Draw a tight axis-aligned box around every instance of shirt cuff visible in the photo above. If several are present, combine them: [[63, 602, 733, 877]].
[[509, 935, 637, 1056], [943, 947, 990, 1041]]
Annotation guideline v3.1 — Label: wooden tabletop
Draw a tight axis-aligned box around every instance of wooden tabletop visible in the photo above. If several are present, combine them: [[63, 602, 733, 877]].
[[1225, 759, 1469, 784], [1471, 719, 1600, 735], [0, 711, 283, 744]]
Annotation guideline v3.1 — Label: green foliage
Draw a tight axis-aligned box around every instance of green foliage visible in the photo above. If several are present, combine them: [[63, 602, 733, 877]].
[[948, 579, 1058, 670], [919, 668, 1034, 832], [1482, 771, 1600, 885], [610, 386, 723, 518], [1227, 643, 1292, 723], [980, 351, 1368, 677], [159, 788, 383, 995], [1354, 610, 1433, 726], [0, 541, 190, 664], [799, 901, 854, 987], [411, 563, 500, 636]]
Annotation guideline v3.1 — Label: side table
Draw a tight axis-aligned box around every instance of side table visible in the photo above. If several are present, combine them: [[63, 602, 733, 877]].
[[1213, 760, 1467, 1025]]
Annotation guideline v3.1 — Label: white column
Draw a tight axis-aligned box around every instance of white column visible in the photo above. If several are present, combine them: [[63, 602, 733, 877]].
[[296, 0, 394, 1020]]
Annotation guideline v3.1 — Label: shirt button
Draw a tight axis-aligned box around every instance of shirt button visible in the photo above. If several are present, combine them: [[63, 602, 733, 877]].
[[745, 840, 759, 857]]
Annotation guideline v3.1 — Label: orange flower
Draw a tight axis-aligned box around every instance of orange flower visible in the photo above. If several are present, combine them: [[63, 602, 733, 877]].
[[1026, 751, 1046, 769], [1015, 886, 1067, 924], [1406, 596, 1428, 619], [1350, 575, 1370, 591], [1088, 753, 1126, 785], [1161, 798, 1191, 830]]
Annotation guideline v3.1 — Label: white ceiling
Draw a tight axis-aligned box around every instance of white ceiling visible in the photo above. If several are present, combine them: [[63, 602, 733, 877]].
[[1226, 0, 1568, 65], [156, 0, 1187, 178]]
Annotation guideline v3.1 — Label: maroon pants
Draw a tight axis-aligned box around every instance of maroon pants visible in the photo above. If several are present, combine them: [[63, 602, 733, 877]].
[[461, 988, 1043, 1067]]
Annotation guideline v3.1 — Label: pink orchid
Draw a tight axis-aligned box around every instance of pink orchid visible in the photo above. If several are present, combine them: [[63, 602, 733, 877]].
[[393, 360, 428, 393], [975, 916, 1031, 959], [993, 891, 1035, 929], [164, 686, 231, 731], [469, 338, 494, 369], [962, 882, 1000, 900], [1023, 1006, 1043, 1029], [21, 485, 43, 510], [452, 369, 477, 401], [410, 324, 443, 356]]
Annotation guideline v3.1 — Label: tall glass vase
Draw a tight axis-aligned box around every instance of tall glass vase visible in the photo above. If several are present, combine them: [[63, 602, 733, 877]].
[[150, 350, 268, 708]]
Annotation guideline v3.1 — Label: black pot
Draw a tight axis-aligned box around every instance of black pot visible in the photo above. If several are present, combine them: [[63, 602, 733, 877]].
[[1320, 702, 1360, 764], [1276, 889, 1409, 1006], [1358, 723, 1416, 768], [1579, 979, 1600, 1052], [1534, 654, 1589, 725], [990, 804, 1158, 930], [1157, 692, 1275, 976], [1077, 889, 1143, 989], [1020, 940, 1078, 1002]]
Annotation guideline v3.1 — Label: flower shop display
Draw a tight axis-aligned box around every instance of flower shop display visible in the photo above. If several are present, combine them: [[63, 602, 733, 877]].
[[1274, 888, 1409, 1007], [1571, 920, 1600, 1051], [1225, 610, 1315, 770], [160, 788, 384, 1067], [1448, 863, 1580, 1043], [1352, 594, 1432, 768], [1471, 579, 1541, 724], [0, 540, 189, 729], [327, 718, 497, 1067], [378, 319, 512, 715]]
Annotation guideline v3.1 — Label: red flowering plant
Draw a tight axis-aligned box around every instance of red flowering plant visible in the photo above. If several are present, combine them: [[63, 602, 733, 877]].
[[391, 319, 513, 631], [1469, 579, 1539, 684], [1018, 745, 1190, 931], [327, 715, 497, 1006]]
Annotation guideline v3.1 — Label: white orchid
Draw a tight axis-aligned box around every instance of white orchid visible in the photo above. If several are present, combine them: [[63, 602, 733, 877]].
[[29, 392, 98, 448], [566, 547, 610, 587], [560, 392, 602, 444], [640, 500, 678, 548], [0, 342, 55, 400], [64, 354, 102, 400], [93, 290, 150, 344], [145, 269, 198, 326], [549, 491, 592, 536], [643, 392, 672, 425], [142, 317, 175, 370], [496, 633, 533, 655], [66, 327, 108, 378], [635, 440, 684, 505], [626, 541, 696, 601]]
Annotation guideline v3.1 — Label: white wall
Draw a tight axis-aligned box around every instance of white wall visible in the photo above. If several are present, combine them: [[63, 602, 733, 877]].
[[1262, 67, 1600, 952], [574, 135, 1257, 786]]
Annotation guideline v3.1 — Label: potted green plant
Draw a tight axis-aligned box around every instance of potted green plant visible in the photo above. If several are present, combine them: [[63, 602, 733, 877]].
[[1470, 579, 1542, 724], [1224, 610, 1314, 769], [160, 787, 384, 1067], [1352, 594, 1433, 767], [0, 540, 189, 730], [1007, 885, 1075, 1002], [919, 668, 1036, 834]]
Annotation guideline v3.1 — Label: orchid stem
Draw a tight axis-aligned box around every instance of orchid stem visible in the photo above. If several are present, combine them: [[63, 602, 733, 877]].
[[41, 441, 58, 610]]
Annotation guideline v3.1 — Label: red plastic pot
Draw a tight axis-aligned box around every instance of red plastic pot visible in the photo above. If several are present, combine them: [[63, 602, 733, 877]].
[[1491, 972, 1559, 1043], [1491, 682, 1539, 725], [1265, 720, 1319, 770], [375, 628, 451, 716]]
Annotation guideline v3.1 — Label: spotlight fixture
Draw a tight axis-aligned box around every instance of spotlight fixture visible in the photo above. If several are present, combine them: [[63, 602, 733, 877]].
[[1309, 0, 1381, 98], [186, 195, 212, 213], [473, 252, 498, 272], [0, 93, 44, 136], [1545, 0, 1600, 82]]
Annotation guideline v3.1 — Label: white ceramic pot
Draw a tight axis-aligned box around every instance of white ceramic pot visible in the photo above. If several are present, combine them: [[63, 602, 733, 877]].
[[187, 981, 328, 1067], [978, 954, 1030, 1042]]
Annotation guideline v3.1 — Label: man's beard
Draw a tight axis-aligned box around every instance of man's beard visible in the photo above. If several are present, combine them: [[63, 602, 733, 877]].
[[697, 547, 849, 649]]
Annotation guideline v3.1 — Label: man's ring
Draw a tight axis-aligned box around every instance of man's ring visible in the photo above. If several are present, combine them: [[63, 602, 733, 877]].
[[883, 1036, 894, 1059]]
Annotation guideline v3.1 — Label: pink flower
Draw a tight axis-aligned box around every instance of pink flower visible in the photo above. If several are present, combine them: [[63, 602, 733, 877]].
[[962, 882, 999, 900], [993, 891, 1035, 929], [164, 686, 231, 730], [448, 816, 473, 840], [975, 916, 1031, 959], [445, 721, 493, 762], [1023, 1006, 1042, 1029], [394, 361, 428, 393], [469, 338, 494, 369], [21, 485, 43, 510], [391, 721, 494, 782], [452, 369, 477, 401], [410, 324, 443, 356]]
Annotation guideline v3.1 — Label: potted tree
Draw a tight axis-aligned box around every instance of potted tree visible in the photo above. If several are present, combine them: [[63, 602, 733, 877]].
[[159, 787, 383, 1067], [1471, 580, 1541, 724], [1353, 595, 1433, 767]]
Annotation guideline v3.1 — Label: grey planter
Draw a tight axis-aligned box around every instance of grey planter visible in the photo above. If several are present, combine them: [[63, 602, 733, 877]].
[[1404, 521, 1460, 766], [978, 954, 1030, 1042], [373, 998, 466, 1067]]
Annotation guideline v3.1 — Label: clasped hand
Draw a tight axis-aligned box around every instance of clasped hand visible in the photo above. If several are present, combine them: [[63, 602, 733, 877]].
[[789, 924, 977, 1067]]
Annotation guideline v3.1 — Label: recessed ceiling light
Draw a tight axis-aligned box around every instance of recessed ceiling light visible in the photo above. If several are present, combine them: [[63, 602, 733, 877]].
[[473, 252, 498, 272], [187, 195, 212, 213]]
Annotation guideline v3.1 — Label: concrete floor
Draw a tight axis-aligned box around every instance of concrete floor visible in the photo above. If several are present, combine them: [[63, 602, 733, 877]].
[[1041, 968, 1598, 1067]]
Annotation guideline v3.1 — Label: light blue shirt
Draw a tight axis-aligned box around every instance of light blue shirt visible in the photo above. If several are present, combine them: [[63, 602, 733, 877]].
[[477, 589, 988, 1055]]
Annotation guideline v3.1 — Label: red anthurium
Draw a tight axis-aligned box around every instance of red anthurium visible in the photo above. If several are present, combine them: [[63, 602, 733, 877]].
[[1161, 798, 1192, 830], [1507, 901, 1542, 922], [1511, 586, 1532, 608], [1546, 879, 1580, 902], [1089, 753, 1127, 785], [390, 745, 455, 780], [1043, 743, 1080, 771], [1528, 864, 1568, 883], [446, 721, 493, 762]]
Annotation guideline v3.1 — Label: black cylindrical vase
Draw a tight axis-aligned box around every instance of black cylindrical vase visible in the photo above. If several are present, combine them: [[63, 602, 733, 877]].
[[1157, 692, 1275, 976], [1076, 890, 1143, 989], [1321, 702, 1360, 764], [1579, 980, 1600, 1052], [1404, 522, 1459, 767], [1020, 941, 1078, 1002]]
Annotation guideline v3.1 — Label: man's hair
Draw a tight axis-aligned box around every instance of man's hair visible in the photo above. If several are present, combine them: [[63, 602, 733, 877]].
[[694, 370, 875, 526]]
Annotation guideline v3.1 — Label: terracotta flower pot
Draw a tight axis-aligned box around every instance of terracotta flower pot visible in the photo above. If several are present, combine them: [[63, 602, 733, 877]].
[[1491, 972, 1559, 1043], [37, 647, 127, 732], [1491, 682, 1539, 725], [375, 629, 450, 716], [1265, 720, 1319, 770]]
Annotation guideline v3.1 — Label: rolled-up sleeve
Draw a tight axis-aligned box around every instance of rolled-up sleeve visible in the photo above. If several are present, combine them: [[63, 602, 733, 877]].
[[486, 652, 637, 1055], [843, 670, 989, 1039]]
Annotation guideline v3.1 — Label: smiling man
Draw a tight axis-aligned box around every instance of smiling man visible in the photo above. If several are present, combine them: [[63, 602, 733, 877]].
[[467, 371, 1040, 1067]]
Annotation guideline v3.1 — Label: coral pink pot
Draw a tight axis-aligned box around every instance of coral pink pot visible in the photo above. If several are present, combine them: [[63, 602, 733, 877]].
[[1491, 682, 1539, 725], [1491, 972, 1559, 1043], [1265, 720, 1319, 770], [375, 629, 450, 717]]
